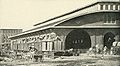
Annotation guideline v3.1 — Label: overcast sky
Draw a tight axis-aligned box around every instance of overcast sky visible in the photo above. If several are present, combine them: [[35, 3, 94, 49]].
[[0, 0, 116, 31]]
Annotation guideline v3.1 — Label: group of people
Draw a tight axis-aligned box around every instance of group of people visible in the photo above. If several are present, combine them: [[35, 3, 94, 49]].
[[87, 42, 120, 56], [8, 46, 44, 62], [22, 46, 43, 62]]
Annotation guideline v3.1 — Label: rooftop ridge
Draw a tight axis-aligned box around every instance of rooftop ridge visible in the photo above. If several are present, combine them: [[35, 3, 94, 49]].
[[34, 1, 119, 26]]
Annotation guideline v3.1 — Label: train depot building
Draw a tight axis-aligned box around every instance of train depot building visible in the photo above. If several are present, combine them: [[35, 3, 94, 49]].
[[9, 0, 120, 57]]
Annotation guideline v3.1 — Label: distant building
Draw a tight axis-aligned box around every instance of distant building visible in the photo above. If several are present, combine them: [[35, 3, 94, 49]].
[[0, 29, 22, 50], [9, 0, 120, 56]]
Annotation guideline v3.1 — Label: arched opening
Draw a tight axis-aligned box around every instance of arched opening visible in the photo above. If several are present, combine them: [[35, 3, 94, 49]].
[[104, 32, 115, 49], [65, 29, 91, 50]]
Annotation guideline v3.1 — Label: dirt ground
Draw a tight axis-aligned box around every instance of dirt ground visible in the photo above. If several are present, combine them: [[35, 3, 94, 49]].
[[0, 54, 120, 66]]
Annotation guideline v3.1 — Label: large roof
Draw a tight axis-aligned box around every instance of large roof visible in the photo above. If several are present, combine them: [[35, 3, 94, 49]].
[[9, 0, 120, 39], [34, 0, 119, 26]]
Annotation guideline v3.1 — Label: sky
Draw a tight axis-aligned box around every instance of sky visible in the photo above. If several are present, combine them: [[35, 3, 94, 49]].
[[0, 0, 116, 31]]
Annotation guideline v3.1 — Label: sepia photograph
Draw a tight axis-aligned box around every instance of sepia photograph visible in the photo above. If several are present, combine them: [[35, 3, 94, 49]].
[[0, 0, 120, 66]]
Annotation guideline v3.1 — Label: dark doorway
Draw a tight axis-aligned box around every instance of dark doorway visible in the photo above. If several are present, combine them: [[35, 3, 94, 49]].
[[104, 32, 115, 49], [65, 29, 91, 50]]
